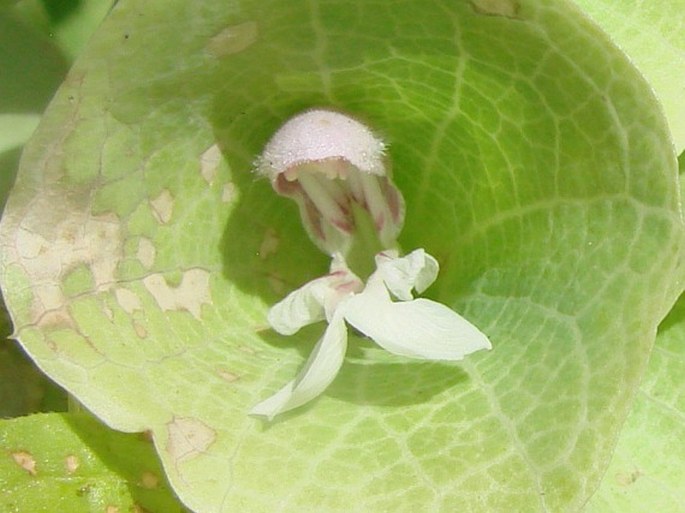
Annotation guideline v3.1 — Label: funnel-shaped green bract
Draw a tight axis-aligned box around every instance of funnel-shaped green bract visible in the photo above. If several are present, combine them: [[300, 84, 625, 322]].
[[584, 290, 685, 512], [0, 1, 683, 512]]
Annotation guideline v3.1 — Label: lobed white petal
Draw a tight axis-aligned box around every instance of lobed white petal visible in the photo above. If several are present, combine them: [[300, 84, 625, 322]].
[[375, 248, 439, 301], [343, 274, 491, 360], [267, 277, 329, 335], [250, 312, 348, 420], [267, 254, 362, 335]]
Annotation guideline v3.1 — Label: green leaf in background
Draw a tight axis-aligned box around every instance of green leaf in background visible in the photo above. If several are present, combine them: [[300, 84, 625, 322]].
[[0, 7, 71, 419], [0, 412, 183, 512], [572, 0, 685, 153], [12, 0, 114, 61], [0, 1, 683, 512], [1, 0, 115, 420], [0, 0, 112, 208], [0, 297, 68, 417], [0, 8, 68, 214]]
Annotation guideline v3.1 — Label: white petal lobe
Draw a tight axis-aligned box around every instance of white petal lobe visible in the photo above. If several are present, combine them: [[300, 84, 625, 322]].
[[343, 279, 491, 360], [376, 248, 439, 300], [267, 278, 329, 335], [250, 312, 348, 420]]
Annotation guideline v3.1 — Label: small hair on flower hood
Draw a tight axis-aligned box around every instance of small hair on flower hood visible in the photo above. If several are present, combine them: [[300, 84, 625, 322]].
[[255, 108, 388, 181]]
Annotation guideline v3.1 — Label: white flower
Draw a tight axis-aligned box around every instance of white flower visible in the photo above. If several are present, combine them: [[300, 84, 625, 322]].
[[251, 108, 493, 420], [250, 249, 491, 420], [255, 109, 405, 256]]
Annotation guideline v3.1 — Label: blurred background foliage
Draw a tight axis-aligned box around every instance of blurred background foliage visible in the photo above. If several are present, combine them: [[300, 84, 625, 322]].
[[0, 0, 114, 418]]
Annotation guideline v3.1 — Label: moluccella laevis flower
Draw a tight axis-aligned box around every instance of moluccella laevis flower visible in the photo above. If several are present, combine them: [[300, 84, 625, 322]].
[[254, 109, 404, 257], [250, 249, 492, 420], [250, 109, 492, 420]]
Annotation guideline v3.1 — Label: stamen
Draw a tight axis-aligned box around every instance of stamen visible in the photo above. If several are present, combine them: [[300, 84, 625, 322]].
[[359, 173, 390, 234], [298, 173, 352, 233], [314, 173, 351, 212], [346, 169, 366, 205]]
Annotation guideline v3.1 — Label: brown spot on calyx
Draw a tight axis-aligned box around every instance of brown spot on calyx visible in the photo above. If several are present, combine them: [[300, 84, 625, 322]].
[[166, 416, 216, 464], [200, 144, 222, 184], [11, 451, 37, 475], [615, 469, 642, 486], [216, 367, 240, 382], [35, 307, 77, 331], [115, 287, 142, 315], [136, 237, 156, 269], [149, 189, 174, 224], [206, 21, 258, 57], [10, 207, 123, 328], [140, 470, 160, 489], [133, 322, 148, 338], [105, 506, 119, 513], [222, 182, 236, 203], [65, 454, 80, 474], [258, 228, 279, 260], [142, 269, 212, 319]]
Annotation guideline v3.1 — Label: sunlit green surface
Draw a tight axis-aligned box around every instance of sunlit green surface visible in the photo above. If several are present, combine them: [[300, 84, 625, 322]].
[[0, 1, 683, 512]]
